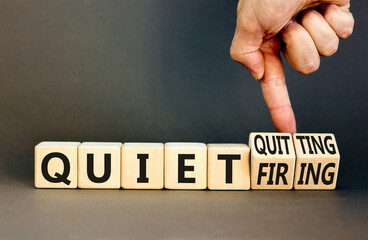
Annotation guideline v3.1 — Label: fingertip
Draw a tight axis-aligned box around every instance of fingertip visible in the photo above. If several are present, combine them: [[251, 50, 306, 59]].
[[249, 69, 263, 80], [323, 4, 354, 39], [270, 106, 297, 134]]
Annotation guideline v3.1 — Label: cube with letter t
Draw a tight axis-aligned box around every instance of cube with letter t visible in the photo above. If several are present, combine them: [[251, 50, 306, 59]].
[[207, 144, 250, 190], [165, 143, 207, 189], [249, 133, 295, 190], [293, 133, 340, 190]]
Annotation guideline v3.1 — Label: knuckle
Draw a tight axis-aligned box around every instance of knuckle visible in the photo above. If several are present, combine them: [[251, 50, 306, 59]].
[[301, 9, 319, 25], [324, 5, 339, 24], [284, 27, 305, 44], [236, 15, 250, 32], [262, 76, 285, 87], [325, 4, 340, 14], [230, 47, 241, 61], [282, 22, 303, 42]]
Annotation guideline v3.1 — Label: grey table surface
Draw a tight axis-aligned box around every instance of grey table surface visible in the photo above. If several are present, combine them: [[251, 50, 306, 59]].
[[1, 0, 368, 239]]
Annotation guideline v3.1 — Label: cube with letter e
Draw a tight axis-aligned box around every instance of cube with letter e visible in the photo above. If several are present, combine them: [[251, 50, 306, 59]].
[[293, 133, 340, 190], [165, 143, 207, 190]]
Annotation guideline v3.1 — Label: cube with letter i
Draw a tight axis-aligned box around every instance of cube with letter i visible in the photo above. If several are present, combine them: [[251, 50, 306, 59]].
[[121, 143, 164, 189], [293, 133, 340, 190], [249, 133, 295, 190]]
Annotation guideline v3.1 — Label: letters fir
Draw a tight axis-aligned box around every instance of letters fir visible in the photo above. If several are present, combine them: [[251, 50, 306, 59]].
[[249, 133, 296, 190]]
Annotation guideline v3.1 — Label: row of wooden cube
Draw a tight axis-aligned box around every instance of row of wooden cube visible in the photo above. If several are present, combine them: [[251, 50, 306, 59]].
[[35, 133, 340, 190]]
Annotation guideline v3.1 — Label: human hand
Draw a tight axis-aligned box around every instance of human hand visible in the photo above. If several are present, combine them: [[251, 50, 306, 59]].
[[230, 0, 354, 133]]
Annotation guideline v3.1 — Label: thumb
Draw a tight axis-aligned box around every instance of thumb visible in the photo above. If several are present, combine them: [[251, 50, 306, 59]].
[[230, 4, 264, 80], [230, 45, 265, 80]]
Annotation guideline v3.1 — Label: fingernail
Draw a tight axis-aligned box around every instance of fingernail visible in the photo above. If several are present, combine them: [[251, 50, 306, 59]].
[[284, 19, 294, 29], [249, 70, 260, 80]]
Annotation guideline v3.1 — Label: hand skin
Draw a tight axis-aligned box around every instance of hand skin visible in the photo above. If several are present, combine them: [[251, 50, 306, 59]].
[[230, 0, 354, 133]]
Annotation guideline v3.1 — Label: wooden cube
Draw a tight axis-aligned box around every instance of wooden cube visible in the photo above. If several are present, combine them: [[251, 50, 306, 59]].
[[78, 142, 122, 189], [165, 143, 207, 189], [293, 133, 340, 190], [207, 144, 250, 190], [35, 142, 80, 188], [121, 143, 164, 189], [249, 132, 295, 190]]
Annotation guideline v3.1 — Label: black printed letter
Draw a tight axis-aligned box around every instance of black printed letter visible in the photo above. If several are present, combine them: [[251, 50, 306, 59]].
[[87, 153, 111, 183], [137, 154, 149, 183], [42, 152, 71, 185], [257, 163, 268, 185], [218, 154, 241, 184], [178, 154, 195, 183]]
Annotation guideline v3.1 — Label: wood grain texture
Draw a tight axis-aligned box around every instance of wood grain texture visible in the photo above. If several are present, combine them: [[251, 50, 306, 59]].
[[121, 143, 164, 189], [293, 133, 340, 190], [35, 142, 80, 188], [207, 144, 250, 190], [165, 143, 207, 189], [78, 142, 122, 189], [249, 133, 295, 190]]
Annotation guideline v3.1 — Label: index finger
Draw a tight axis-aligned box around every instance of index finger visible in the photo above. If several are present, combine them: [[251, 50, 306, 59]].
[[260, 39, 296, 133]]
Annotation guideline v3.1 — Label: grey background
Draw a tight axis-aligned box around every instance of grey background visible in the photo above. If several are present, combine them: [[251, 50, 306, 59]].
[[0, 0, 367, 239]]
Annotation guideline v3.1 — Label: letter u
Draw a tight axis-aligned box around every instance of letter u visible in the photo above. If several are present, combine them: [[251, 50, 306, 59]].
[[87, 153, 111, 183]]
